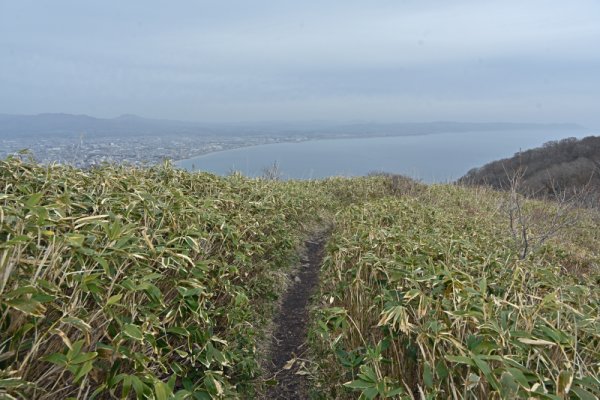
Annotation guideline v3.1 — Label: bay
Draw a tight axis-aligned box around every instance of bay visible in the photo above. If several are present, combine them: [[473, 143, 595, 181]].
[[175, 129, 593, 183]]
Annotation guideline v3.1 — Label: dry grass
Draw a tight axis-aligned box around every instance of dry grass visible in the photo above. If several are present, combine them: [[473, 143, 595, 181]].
[[0, 157, 329, 399], [311, 185, 600, 399], [1, 156, 597, 399]]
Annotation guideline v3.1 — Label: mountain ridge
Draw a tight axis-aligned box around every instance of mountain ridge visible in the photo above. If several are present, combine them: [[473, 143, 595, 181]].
[[0, 112, 585, 138]]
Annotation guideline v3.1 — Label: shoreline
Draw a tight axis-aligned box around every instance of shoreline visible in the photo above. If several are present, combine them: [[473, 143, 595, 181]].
[[171, 129, 485, 165], [172, 127, 589, 165]]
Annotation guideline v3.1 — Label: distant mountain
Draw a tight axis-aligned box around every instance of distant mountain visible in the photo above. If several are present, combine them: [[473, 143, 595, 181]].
[[0, 113, 585, 138], [0, 113, 218, 138]]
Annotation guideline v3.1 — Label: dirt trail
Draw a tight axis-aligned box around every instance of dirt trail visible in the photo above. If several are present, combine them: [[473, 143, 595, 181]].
[[264, 232, 328, 399]]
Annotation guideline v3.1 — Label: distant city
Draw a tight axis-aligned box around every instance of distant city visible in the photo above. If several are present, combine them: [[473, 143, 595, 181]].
[[0, 113, 583, 168], [0, 133, 309, 168], [0, 113, 320, 167]]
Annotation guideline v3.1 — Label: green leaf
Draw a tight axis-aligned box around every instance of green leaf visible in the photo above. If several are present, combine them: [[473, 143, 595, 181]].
[[42, 353, 68, 367], [166, 326, 189, 336], [73, 360, 94, 382], [3, 286, 37, 299], [357, 365, 378, 383], [68, 340, 85, 359], [65, 233, 85, 248], [179, 287, 203, 297], [362, 387, 379, 400], [154, 381, 171, 400], [387, 387, 405, 397], [94, 256, 110, 275], [174, 389, 192, 400], [472, 355, 499, 390], [529, 388, 562, 400], [423, 362, 433, 388], [571, 387, 598, 400], [344, 379, 374, 389], [106, 293, 123, 306], [31, 292, 56, 303], [446, 355, 475, 367], [0, 378, 29, 388], [25, 193, 43, 208], [130, 375, 146, 397], [70, 351, 97, 365], [192, 391, 211, 400], [507, 368, 530, 388], [121, 375, 132, 398], [500, 371, 519, 399], [89, 384, 108, 400], [5, 298, 46, 317], [435, 361, 449, 380], [167, 375, 177, 391], [203, 373, 224, 396], [123, 324, 144, 341]]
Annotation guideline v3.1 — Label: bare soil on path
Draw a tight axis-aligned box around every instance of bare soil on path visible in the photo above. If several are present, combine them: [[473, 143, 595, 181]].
[[263, 232, 328, 399]]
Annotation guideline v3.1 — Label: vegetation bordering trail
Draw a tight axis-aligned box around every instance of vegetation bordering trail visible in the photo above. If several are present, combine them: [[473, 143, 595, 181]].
[[0, 157, 328, 399], [310, 186, 599, 399], [1, 156, 598, 399], [263, 231, 328, 399]]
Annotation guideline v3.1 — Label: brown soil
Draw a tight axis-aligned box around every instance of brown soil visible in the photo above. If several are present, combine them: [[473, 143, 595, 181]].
[[263, 232, 328, 399]]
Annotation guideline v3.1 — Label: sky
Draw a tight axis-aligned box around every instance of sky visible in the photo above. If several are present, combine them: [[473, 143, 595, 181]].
[[1, 1, 599, 127]]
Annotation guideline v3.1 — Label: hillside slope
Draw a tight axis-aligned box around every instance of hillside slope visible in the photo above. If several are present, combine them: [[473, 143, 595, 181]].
[[0, 157, 599, 399], [459, 136, 600, 199], [311, 185, 600, 399]]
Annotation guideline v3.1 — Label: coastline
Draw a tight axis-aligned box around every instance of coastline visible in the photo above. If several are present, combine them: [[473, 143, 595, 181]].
[[172, 127, 589, 166], [171, 129, 484, 165]]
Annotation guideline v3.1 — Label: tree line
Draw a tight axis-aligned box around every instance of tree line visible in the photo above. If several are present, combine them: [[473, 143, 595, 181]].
[[459, 135, 600, 204]]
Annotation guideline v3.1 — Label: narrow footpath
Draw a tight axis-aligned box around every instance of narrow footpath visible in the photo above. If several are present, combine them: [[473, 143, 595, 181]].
[[264, 232, 328, 399]]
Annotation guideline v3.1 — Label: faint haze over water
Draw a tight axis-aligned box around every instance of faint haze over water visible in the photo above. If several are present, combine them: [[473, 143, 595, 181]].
[[1, 1, 599, 127], [176, 128, 593, 182]]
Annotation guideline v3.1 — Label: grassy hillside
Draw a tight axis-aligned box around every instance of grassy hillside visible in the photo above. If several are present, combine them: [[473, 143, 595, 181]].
[[0, 156, 598, 399], [310, 186, 599, 399]]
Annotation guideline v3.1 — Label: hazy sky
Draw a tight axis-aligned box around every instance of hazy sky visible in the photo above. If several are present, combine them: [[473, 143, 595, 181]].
[[1, 1, 599, 126]]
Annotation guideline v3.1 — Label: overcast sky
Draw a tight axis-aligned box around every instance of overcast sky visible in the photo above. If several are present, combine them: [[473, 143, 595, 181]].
[[1, 1, 599, 127]]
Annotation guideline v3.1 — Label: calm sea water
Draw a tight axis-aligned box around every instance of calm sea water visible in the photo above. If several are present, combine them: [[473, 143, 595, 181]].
[[175, 129, 593, 183]]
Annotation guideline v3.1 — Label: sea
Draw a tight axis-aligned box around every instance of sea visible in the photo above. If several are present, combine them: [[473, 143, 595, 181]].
[[175, 129, 594, 183]]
